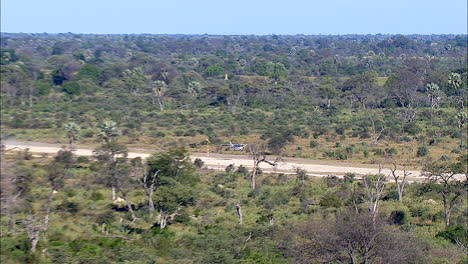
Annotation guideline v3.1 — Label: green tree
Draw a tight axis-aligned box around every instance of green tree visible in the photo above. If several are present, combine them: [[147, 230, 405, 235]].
[[205, 65, 225, 77], [146, 148, 198, 229], [424, 161, 467, 227], [122, 68, 147, 94], [343, 71, 377, 108], [64, 122, 81, 150], [62, 82, 81, 96], [318, 84, 338, 108], [77, 64, 103, 84], [270, 63, 288, 83], [425, 83, 440, 109], [94, 121, 127, 201]]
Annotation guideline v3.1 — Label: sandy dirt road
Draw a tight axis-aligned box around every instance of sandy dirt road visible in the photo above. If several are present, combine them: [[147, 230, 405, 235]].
[[3, 140, 427, 180]]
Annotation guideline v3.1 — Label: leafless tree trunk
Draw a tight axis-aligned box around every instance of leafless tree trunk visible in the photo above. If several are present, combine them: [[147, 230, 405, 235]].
[[159, 211, 169, 229], [26, 218, 42, 253], [6, 190, 22, 233], [249, 144, 279, 190], [112, 186, 116, 201], [236, 201, 243, 225], [269, 215, 275, 226], [25, 189, 57, 253], [370, 118, 385, 146], [122, 192, 137, 222], [43, 190, 57, 231], [439, 174, 460, 227], [138, 170, 159, 219], [362, 164, 386, 223], [390, 159, 411, 201]]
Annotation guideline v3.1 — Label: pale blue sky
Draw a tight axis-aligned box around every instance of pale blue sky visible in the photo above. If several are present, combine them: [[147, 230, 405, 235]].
[[1, 0, 467, 34]]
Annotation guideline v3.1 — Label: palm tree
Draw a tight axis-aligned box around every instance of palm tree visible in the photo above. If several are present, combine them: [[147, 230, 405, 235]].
[[64, 122, 81, 150], [97, 121, 121, 143], [96, 121, 125, 201], [425, 83, 440, 109], [448, 72, 464, 108]]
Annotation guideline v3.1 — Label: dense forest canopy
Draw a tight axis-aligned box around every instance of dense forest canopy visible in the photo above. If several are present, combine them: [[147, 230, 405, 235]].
[[0, 33, 467, 264]]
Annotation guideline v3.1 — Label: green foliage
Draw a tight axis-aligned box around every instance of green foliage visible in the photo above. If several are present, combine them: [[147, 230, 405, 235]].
[[417, 146, 429, 157], [194, 158, 204, 168], [319, 193, 343, 207], [77, 64, 103, 83], [436, 226, 468, 245], [389, 210, 409, 225], [62, 82, 81, 95], [36, 81, 53, 96], [205, 65, 225, 77]]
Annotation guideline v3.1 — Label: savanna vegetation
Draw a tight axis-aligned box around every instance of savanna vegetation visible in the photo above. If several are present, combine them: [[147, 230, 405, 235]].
[[1, 33, 467, 263]]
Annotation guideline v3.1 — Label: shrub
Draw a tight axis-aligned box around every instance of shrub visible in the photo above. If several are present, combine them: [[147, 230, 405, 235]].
[[309, 141, 319, 148], [389, 210, 409, 225], [373, 148, 385, 156], [385, 147, 398, 155], [383, 189, 399, 201], [416, 146, 429, 157], [81, 129, 94, 138], [90, 191, 104, 201], [436, 226, 468, 245], [319, 194, 343, 208], [236, 165, 249, 176], [95, 210, 116, 224], [155, 131, 166, 137], [439, 155, 451, 161], [225, 164, 235, 172], [57, 200, 81, 214], [77, 156, 90, 163], [194, 158, 204, 168]]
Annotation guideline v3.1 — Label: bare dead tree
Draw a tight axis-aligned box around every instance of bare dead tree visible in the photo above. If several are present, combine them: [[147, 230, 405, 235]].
[[24, 150, 72, 253], [370, 118, 385, 146], [0, 160, 29, 235], [26, 216, 43, 253], [362, 164, 386, 223], [389, 158, 411, 201], [248, 144, 279, 190]]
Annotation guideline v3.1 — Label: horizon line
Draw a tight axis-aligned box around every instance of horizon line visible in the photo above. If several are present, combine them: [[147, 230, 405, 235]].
[[2, 32, 467, 36]]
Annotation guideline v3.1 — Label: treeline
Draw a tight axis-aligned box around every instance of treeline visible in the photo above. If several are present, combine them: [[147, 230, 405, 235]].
[[0, 33, 466, 109]]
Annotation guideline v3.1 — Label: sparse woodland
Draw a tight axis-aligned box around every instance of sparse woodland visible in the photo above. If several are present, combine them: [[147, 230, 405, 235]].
[[1, 33, 467, 263]]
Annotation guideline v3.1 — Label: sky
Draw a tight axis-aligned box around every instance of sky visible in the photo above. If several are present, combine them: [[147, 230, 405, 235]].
[[1, 0, 467, 35]]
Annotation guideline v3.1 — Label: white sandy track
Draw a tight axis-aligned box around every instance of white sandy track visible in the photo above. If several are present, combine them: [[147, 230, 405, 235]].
[[3, 140, 426, 180]]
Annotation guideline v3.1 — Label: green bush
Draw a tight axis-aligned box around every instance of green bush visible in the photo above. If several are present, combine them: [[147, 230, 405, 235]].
[[417, 146, 429, 157], [236, 165, 249, 176], [436, 226, 468, 245], [194, 158, 204, 168], [57, 200, 81, 214], [389, 210, 409, 225], [90, 191, 104, 201], [309, 141, 319, 148], [319, 194, 343, 208]]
